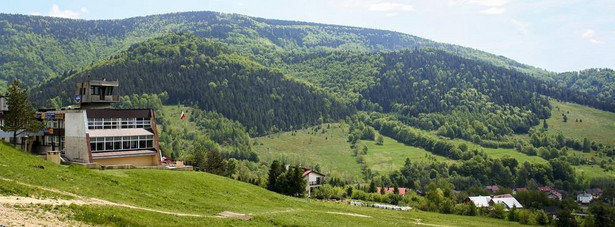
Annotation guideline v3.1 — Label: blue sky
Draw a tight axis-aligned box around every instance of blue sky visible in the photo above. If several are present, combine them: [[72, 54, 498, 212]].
[[3, 0, 614, 72]]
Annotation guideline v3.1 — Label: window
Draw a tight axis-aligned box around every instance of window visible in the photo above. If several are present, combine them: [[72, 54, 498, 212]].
[[90, 136, 154, 152]]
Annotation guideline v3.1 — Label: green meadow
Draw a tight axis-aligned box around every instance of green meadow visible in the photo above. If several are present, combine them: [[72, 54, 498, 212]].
[[0, 142, 523, 226], [252, 123, 363, 180], [545, 99, 615, 146]]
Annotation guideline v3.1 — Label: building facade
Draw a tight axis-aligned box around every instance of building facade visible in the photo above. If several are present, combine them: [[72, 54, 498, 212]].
[[38, 80, 162, 166]]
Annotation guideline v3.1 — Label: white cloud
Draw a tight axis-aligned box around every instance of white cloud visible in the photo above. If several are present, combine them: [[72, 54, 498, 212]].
[[334, 0, 414, 13], [511, 19, 529, 35], [367, 2, 414, 12], [590, 39, 604, 44], [47, 4, 87, 19], [450, 0, 513, 15], [581, 29, 595, 39], [468, 0, 512, 7], [580, 29, 604, 44], [480, 7, 506, 14]]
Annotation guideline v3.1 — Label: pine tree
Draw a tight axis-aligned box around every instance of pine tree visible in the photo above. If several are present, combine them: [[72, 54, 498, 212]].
[[2, 80, 44, 146], [543, 119, 548, 129], [368, 180, 377, 193], [267, 160, 284, 193]]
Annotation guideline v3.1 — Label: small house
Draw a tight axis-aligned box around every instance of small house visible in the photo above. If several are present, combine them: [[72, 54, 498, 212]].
[[577, 192, 593, 204], [376, 187, 407, 196], [303, 168, 326, 197]]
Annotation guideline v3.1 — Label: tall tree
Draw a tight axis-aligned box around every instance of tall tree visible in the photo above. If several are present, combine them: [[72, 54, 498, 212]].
[[267, 160, 284, 193], [2, 80, 44, 146]]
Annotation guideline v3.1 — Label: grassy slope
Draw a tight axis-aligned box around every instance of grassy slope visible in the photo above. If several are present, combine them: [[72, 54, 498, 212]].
[[0, 143, 521, 226], [252, 123, 363, 180], [545, 99, 615, 146], [363, 135, 453, 175]]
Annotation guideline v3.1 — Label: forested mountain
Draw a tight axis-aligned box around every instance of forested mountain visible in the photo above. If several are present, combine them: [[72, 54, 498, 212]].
[[551, 68, 615, 107], [33, 33, 353, 135], [0, 11, 544, 87]]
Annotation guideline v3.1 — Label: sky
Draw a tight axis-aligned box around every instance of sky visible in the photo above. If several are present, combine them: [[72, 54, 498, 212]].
[[3, 0, 614, 72]]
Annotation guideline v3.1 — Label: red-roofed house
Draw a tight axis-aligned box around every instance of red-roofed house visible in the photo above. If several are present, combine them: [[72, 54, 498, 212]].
[[538, 186, 553, 192], [586, 188, 603, 198], [549, 190, 563, 201], [486, 185, 500, 193], [377, 187, 407, 196], [303, 168, 325, 197]]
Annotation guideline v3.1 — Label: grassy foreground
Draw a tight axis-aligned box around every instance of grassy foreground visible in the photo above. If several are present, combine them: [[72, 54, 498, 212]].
[[0, 143, 523, 226]]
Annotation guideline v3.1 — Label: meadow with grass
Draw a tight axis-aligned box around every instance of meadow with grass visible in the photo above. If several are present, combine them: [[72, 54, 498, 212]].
[[0, 142, 523, 226], [545, 99, 615, 146]]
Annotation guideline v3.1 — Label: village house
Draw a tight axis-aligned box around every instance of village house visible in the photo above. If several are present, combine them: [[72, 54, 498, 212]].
[[485, 185, 500, 194], [586, 188, 603, 199], [302, 168, 326, 197], [466, 195, 523, 211], [577, 192, 593, 204], [376, 187, 408, 196]]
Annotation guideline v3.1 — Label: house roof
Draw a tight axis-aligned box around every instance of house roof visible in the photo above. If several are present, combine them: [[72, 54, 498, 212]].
[[468, 196, 492, 208], [491, 197, 523, 209], [486, 185, 500, 192], [538, 186, 553, 192], [586, 188, 603, 194], [91, 149, 157, 159], [377, 187, 407, 196], [88, 128, 153, 137], [302, 168, 325, 177], [514, 187, 528, 192], [550, 191, 563, 198]]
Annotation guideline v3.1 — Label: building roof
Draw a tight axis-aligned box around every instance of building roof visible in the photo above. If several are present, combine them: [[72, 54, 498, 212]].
[[92, 149, 157, 159], [86, 109, 151, 118], [302, 168, 325, 177], [88, 128, 153, 137], [586, 188, 603, 195], [467, 196, 492, 208], [538, 186, 553, 192], [486, 185, 500, 192], [491, 197, 523, 209], [377, 187, 407, 196]]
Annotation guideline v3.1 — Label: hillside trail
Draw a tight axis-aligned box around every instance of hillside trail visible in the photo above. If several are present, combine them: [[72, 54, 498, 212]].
[[0, 176, 253, 225]]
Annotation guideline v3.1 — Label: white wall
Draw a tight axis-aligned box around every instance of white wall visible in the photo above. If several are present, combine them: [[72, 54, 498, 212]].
[[64, 110, 89, 162]]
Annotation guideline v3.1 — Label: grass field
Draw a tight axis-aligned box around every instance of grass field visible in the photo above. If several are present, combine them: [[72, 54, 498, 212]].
[[362, 135, 453, 174], [0, 142, 523, 226], [445, 139, 548, 164], [544, 99, 615, 146], [252, 123, 363, 181]]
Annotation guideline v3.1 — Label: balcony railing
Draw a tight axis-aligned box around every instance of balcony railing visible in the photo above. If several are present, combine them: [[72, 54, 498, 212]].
[[308, 179, 326, 186]]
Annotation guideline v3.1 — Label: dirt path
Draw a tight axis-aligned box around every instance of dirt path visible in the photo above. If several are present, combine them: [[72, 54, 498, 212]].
[[0, 177, 258, 224]]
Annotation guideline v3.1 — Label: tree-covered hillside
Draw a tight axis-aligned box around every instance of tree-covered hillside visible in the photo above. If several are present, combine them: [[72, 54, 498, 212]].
[[0, 11, 544, 88], [33, 33, 353, 135], [552, 68, 615, 108]]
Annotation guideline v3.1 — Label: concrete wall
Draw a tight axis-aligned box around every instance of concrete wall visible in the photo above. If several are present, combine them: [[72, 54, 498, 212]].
[[64, 110, 90, 162], [93, 155, 158, 166]]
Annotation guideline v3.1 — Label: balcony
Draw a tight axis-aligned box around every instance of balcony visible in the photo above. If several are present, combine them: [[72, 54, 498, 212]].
[[308, 179, 326, 186]]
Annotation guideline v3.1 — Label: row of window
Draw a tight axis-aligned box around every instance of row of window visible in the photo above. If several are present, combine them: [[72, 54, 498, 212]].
[[46, 120, 64, 129], [87, 118, 150, 129], [90, 135, 154, 152], [90, 86, 113, 96]]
